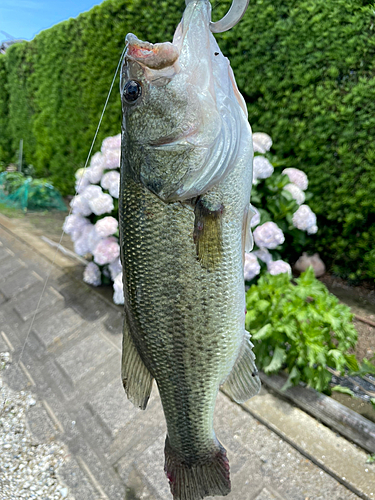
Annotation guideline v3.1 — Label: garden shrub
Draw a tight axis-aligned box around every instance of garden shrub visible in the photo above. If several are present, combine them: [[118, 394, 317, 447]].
[[246, 267, 365, 393], [0, 0, 374, 279]]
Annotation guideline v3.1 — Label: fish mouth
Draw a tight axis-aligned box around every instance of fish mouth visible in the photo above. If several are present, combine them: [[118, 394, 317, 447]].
[[125, 34, 180, 71]]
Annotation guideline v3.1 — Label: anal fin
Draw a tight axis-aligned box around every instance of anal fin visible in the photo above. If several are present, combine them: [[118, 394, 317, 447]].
[[222, 330, 261, 403], [121, 315, 153, 410]]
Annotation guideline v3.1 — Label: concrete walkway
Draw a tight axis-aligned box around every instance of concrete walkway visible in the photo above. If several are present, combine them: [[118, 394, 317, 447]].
[[0, 217, 372, 500]]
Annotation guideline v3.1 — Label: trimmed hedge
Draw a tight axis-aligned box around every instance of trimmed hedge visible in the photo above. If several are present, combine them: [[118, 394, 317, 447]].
[[0, 0, 374, 280]]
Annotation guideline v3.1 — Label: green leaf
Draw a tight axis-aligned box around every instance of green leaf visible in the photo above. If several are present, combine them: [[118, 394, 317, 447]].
[[252, 323, 273, 340], [345, 354, 360, 372], [264, 346, 287, 374], [331, 385, 355, 397]]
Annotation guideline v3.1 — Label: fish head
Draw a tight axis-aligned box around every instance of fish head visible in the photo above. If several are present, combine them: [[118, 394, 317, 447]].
[[120, 0, 251, 202]]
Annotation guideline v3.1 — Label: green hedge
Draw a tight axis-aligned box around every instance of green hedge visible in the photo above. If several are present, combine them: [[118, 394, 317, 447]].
[[0, 0, 374, 280]]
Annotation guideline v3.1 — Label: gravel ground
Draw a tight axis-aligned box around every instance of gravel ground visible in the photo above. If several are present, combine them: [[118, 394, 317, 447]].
[[0, 353, 75, 500]]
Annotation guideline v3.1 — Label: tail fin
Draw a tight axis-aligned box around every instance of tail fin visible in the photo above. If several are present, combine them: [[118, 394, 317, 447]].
[[164, 436, 231, 500]]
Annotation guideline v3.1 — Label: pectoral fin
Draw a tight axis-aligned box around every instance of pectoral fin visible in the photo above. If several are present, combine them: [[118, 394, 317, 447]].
[[222, 330, 261, 403], [193, 194, 224, 271], [122, 314, 153, 410], [242, 203, 255, 254]]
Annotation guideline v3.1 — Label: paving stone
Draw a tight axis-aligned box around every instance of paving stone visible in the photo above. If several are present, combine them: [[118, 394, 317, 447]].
[[123, 467, 159, 500], [0, 255, 25, 280], [32, 306, 85, 347], [0, 291, 6, 305], [0, 245, 13, 261], [87, 378, 139, 438], [0, 268, 42, 299], [59, 281, 110, 321], [254, 487, 284, 500], [55, 332, 116, 385], [12, 283, 63, 321], [134, 433, 172, 500], [27, 401, 60, 442], [58, 456, 101, 500]]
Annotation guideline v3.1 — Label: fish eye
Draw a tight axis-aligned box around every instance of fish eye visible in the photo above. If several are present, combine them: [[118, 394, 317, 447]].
[[123, 80, 142, 103]]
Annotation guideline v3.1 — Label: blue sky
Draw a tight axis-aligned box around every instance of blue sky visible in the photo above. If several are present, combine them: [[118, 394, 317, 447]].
[[0, 0, 105, 43]]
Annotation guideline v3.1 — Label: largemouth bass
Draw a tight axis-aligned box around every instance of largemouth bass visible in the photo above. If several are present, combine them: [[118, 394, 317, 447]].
[[119, 1, 260, 499]]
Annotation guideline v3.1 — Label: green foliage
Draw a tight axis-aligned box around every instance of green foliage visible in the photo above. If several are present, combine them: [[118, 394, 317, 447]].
[[246, 267, 362, 392], [331, 385, 355, 396], [0, 0, 374, 278]]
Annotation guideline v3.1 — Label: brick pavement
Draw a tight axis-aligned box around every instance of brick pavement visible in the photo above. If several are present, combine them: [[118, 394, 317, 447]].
[[0, 225, 364, 500]]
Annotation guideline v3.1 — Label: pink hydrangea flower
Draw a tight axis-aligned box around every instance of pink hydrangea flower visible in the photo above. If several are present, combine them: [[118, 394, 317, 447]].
[[63, 214, 89, 235], [113, 272, 124, 305], [93, 237, 120, 265], [268, 260, 292, 276], [282, 168, 308, 191], [252, 133, 272, 154], [292, 205, 317, 231], [87, 227, 102, 254], [253, 156, 274, 181], [83, 262, 101, 286], [253, 222, 285, 249], [244, 253, 261, 281], [95, 216, 118, 238], [283, 183, 305, 205]]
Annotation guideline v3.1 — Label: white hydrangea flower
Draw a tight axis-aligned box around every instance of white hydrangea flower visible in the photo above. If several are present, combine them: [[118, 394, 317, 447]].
[[283, 183, 305, 205], [87, 226, 102, 254], [292, 205, 317, 231], [70, 194, 92, 216], [268, 260, 292, 276], [307, 224, 318, 235], [73, 224, 94, 256], [113, 272, 124, 305], [90, 151, 104, 169], [104, 149, 121, 170], [75, 168, 91, 193], [252, 133, 272, 154], [95, 216, 118, 238], [253, 222, 285, 249], [87, 164, 105, 185], [249, 206, 261, 228], [244, 253, 261, 281], [253, 156, 274, 181], [108, 257, 122, 281], [101, 134, 121, 154], [108, 179, 120, 198], [101, 171, 120, 198], [81, 184, 103, 201], [253, 248, 273, 264], [282, 168, 308, 191], [93, 237, 120, 265], [89, 193, 114, 216], [63, 214, 89, 235], [83, 262, 102, 286]]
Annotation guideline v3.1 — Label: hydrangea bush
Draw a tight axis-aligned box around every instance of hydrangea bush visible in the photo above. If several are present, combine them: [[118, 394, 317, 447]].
[[63, 134, 124, 304], [245, 133, 318, 283], [64, 132, 318, 303]]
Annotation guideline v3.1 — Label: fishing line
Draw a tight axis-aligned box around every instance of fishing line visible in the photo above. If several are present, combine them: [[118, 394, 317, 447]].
[[15, 45, 127, 369]]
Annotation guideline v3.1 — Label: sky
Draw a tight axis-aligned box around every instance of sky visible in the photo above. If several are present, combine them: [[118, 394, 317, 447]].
[[0, 0, 105, 44]]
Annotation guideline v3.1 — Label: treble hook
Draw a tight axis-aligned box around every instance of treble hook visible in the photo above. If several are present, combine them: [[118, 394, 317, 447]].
[[185, 0, 249, 33]]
